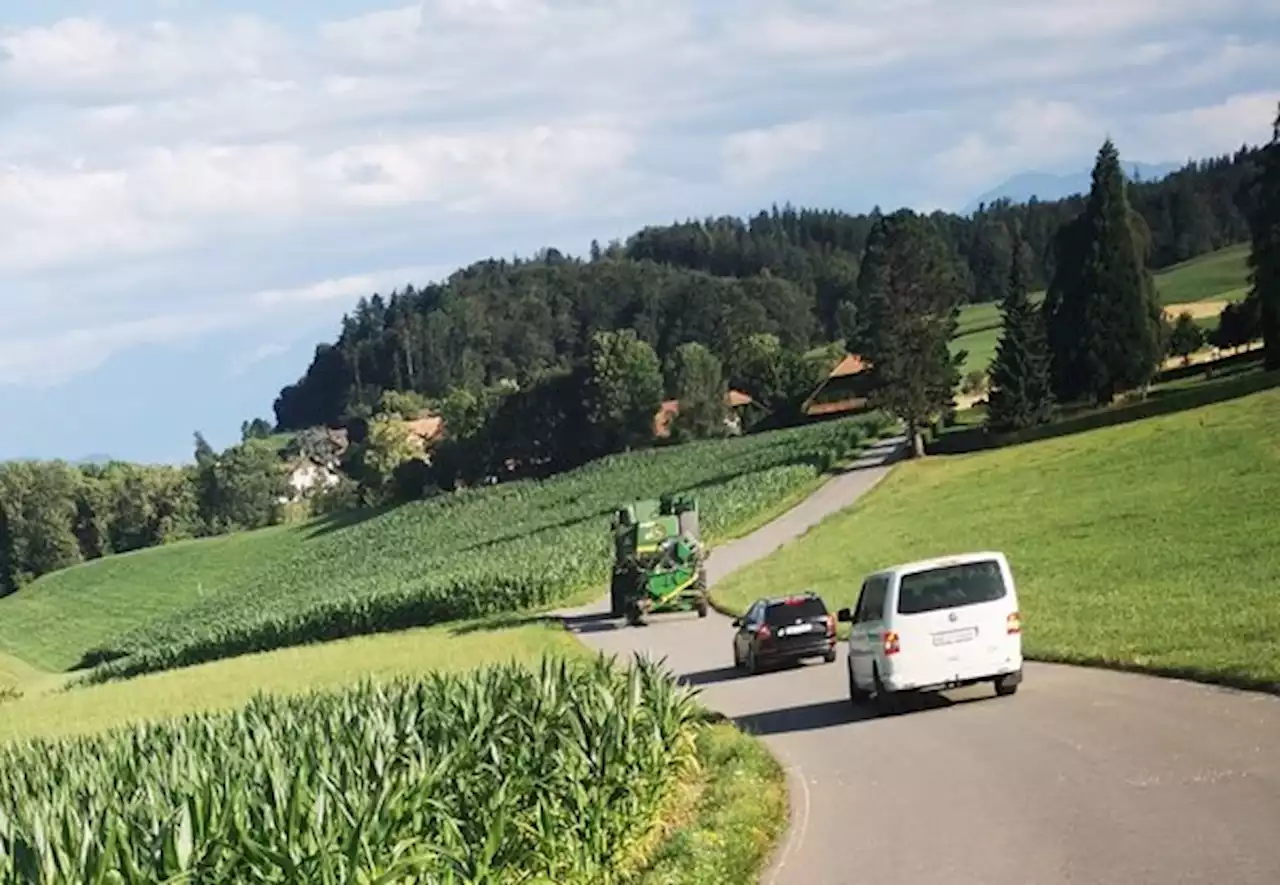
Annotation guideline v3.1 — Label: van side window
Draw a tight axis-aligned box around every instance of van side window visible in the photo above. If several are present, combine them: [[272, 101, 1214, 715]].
[[851, 581, 870, 622], [855, 577, 888, 623]]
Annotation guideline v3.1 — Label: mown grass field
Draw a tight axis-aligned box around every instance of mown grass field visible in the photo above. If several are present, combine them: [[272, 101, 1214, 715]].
[[0, 414, 887, 684], [714, 387, 1280, 689], [951, 243, 1251, 376]]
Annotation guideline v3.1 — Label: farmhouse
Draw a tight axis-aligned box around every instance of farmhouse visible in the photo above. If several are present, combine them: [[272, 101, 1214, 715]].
[[801, 353, 875, 418], [653, 389, 758, 438], [279, 456, 342, 504]]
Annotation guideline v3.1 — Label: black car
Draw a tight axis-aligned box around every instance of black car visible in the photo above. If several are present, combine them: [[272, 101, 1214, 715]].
[[731, 592, 837, 674]]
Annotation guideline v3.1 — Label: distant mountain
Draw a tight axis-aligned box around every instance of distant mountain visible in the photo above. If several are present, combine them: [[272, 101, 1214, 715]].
[[963, 161, 1181, 214], [73, 453, 116, 466]]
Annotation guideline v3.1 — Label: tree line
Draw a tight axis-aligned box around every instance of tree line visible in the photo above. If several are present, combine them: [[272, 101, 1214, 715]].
[[0, 434, 289, 596], [985, 104, 1279, 435], [274, 144, 1266, 433]]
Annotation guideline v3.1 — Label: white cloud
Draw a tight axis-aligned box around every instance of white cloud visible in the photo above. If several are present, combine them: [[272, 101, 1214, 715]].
[[1, 0, 1277, 403], [0, 122, 635, 272], [0, 15, 283, 100], [0, 312, 236, 388], [228, 342, 291, 378], [0, 264, 449, 388], [723, 121, 828, 186]]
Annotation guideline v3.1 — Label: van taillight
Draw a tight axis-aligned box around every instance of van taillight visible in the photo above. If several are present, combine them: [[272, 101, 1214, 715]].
[[1007, 612, 1021, 635], [758, 624, 772, 641], [882, 630, 900, 655]]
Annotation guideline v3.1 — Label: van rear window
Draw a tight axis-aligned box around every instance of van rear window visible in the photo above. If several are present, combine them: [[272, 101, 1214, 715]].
[[896, 560, 1007, 615]]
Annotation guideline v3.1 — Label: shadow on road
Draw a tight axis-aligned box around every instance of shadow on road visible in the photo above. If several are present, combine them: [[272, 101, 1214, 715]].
[[559, 611, 623, 635], [734, 692, 961, 735], [679, 665, 742, 687]]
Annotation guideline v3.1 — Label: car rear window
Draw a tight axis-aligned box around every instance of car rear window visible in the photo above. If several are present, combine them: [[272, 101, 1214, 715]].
[[896, 560, 1007, 615], [765, 597, 828, 624]]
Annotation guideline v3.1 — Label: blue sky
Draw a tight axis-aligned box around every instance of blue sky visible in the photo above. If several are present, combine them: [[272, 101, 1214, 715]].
[[1, 0, 1277, 464]]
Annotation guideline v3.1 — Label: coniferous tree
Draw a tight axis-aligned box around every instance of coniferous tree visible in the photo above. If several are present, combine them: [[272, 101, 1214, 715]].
[[1244, 103, 1280, 370], [1043, 139, 1165, 405], [858, 210, 965, 458], [986, 233, 1054, 432]]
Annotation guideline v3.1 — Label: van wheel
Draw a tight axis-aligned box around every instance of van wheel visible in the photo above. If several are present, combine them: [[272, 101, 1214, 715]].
[[995, 675, 1019, 697], [745, 648, 759, 676], [847, 662, 867, 707], [873, 668, 902, 716]]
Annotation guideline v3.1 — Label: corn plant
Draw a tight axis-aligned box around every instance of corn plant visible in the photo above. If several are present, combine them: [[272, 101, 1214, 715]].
[[78, 413, 889, 684], [1, 654, 702, 884]]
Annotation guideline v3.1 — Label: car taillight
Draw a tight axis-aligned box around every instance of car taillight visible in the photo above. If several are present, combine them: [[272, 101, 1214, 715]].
[[1007, 612, 1021, 635], [757, 624, 772, 641], [824, 613, 835, 636], [882, 630, 900, 655]]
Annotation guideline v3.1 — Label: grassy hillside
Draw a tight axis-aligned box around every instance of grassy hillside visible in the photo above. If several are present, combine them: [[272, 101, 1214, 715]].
[[0, 414, 887, 682], [1152, 243, 1250, 305], [714, 387, 1280, 688], [951, 243, 1251, 376]]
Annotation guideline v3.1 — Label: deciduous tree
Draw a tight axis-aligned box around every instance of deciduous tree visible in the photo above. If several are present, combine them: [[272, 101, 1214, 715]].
[[1167, 312, 1206, 365], [584, 329, 664, 454], [667, 342, 729, 441]]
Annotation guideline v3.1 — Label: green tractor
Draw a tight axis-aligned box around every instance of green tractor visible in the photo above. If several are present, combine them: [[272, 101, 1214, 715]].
[[609, 492, 709, 626]]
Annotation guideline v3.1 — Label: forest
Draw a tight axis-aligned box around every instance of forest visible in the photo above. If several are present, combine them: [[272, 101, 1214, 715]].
[[273, 146, 1264, 431]]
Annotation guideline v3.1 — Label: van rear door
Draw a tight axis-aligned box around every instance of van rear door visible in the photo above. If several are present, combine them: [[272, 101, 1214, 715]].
[[891, 558, 1014, 680]]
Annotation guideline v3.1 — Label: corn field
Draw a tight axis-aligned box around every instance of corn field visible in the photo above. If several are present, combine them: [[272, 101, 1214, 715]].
[[0, 654, 702, 884], [80, 413, 888, 684]]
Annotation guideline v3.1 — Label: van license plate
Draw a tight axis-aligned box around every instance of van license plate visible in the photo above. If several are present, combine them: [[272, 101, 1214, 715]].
[[932, 628, 977, 646], [779, 624, 813, 636]]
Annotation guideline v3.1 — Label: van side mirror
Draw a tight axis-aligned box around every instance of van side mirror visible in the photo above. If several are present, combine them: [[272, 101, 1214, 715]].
[[731, 618, 742, 628], [836, 607, 852, 623]]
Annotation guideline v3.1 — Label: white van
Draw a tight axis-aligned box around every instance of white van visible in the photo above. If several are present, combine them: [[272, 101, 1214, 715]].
[[836, 551, 1022, 712]]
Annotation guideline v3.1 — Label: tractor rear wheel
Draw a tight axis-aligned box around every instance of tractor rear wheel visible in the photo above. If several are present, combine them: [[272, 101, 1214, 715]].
[[609, 571, 626, 618], [626, 599, 647, 627]]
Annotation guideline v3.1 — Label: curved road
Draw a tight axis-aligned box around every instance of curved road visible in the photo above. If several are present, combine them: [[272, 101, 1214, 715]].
[[558, 436, 1280, 885]]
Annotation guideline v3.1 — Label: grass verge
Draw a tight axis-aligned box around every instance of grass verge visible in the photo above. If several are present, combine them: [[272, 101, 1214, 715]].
[[714, 387, 1280, 691], [635, 721, 789, 885]]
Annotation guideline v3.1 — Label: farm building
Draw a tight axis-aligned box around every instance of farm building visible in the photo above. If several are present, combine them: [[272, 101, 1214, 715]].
[[653, 389, 759, 438], [801, 353, 875, 418]]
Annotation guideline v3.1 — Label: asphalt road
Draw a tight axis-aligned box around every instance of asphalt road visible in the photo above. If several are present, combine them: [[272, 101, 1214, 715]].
[[558, 436, 1280, 885]]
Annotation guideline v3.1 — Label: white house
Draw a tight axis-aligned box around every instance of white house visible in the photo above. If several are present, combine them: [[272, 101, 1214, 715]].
[[279, 457, 343, 504]]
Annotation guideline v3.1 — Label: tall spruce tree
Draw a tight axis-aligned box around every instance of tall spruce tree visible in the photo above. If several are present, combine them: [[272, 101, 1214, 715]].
[[858, 209, 965, 458], [1245, 103, 1280, 370], [986, 232, 1054, 432], [1043, 139, 1165, 405]]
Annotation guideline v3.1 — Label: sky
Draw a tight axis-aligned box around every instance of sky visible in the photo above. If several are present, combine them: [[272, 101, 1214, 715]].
[[1, 1, 1277, 465]]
